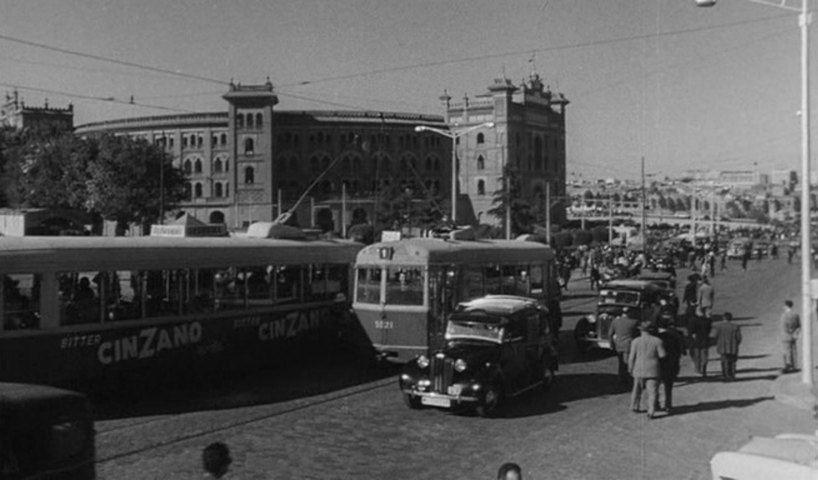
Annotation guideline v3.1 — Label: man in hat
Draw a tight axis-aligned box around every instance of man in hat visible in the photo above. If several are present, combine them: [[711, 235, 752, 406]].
[[608, 307, 640, 388], [628, 321, 667, 419]]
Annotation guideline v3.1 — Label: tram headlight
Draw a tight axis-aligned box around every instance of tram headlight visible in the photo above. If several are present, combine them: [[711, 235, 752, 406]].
[[454, 358, 467, 372], [417, 355, 430, 369]]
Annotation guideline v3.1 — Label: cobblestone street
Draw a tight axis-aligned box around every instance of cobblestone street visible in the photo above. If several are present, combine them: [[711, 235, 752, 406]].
[[96, 257, 817, 480]]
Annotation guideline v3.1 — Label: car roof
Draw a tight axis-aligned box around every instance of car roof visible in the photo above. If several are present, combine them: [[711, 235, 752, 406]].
[[453, 295, 540, 320], [602, 279, 662, 292], [638, 271, 674, 280]]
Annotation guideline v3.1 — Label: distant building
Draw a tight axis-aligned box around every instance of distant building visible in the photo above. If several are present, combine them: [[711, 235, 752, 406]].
[[442, 73, 569, 226], [0, 90, 73, 131], [718, 170, 767, 189], [769, 169, 797, 190]]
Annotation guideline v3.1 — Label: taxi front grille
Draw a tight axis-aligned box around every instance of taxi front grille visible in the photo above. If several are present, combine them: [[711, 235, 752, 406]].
[[431, 356, 453, 393]]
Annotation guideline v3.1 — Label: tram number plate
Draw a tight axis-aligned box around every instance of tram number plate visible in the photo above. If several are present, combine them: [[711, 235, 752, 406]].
[[374, 320, 394, 329], [421, 396, 451, 408]]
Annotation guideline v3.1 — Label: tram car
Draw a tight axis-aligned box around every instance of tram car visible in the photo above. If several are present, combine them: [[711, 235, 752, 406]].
[[352, 228, 561, 362], [0, 223, 362, 388]]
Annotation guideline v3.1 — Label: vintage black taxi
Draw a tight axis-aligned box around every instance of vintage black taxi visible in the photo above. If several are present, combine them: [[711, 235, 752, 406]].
[[398, 295, 558, 417], [573, 279, 670, 352]]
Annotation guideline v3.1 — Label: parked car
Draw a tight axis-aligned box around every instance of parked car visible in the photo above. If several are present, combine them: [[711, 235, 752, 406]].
[[727, 238, 752, 259], [710, 432, 818, 480], [574, 279, 669, 351], [0, 383, 95, 479], [398, 295, 558, 417]]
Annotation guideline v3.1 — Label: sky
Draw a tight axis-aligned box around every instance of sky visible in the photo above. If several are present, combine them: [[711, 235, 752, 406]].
[[1, 0, 815, 180]]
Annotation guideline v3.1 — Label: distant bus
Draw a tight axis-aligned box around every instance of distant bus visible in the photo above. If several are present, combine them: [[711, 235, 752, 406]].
[[352, 232, 560, 362], [0, 227, 362, 387]]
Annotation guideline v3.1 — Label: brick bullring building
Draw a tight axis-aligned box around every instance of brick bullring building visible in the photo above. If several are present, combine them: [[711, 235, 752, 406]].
[[74, 75, 568, 232]]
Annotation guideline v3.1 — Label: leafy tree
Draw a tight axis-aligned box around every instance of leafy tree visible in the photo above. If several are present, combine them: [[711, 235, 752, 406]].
[[1, 129, 93, 210], [488, 164, 535, 236], [85, 134, 186, 235], [374, 177, 443, 232], [572, 229, 593, 246]]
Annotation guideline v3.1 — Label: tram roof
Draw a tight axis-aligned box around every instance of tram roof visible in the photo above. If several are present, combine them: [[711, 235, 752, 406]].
[[0, 236, 363, 273], [356, 237, 554, 266]]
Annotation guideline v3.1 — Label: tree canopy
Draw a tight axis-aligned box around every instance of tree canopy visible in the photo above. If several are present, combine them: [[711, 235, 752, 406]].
[[0, 129, 186, 234]]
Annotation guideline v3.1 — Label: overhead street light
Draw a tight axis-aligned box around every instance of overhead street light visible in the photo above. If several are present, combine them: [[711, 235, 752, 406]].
[[696, 0, 813, 386], [415, 122, 495, 224]]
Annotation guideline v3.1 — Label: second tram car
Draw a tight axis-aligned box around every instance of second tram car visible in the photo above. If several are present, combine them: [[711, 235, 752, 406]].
[[352, 232, 559, 362], [0, 227, 361, 387]]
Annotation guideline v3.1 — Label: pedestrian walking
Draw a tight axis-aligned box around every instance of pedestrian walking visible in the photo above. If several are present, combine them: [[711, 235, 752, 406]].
[[787, 245, 796, 265], [780, 300, 801, 373], [628, 322, 667, 419], [657, 321, 685, 413], [608, 307, 640, 388], [720, 250, 727, 271], [742, 247, 750, 270], [589, 262, 600, 291], [682, 274, 698, 320], [497, 462, 523, 480], [697, 276, 715, 319], [687, 311, 712, 377], [711, 311, 741, 381], [202, 442, 232, 479]]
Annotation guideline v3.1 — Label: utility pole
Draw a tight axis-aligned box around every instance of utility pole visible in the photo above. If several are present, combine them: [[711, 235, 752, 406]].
[[641, 157, 647, 253], [545, 182, 551, 244]]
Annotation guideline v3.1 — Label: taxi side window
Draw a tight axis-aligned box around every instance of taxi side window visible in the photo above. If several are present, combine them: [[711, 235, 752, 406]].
[[505, 316, 526, 342]]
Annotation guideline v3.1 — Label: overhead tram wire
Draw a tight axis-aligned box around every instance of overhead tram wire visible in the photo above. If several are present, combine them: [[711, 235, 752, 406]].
[[278, 13, 791, 88], [0, 32, 228, 87], [0, 81, 194, 113]]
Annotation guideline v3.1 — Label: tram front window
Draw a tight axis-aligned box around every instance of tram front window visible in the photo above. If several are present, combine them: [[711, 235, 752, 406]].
[[355, 268, 381, 304], [385, 267, 424, 306]]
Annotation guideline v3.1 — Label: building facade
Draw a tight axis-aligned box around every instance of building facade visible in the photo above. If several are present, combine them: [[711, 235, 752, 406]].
[[442, 74, 569, 226], [75, 76, 570, 232], [1, 91, 73, 131], [76, 81, 450, 230]]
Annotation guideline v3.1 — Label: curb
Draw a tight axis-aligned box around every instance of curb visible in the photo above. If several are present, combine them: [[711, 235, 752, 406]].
[[772, 371, 818, 413]]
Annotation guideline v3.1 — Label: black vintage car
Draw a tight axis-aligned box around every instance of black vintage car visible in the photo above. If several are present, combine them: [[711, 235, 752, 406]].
[[574, 279, 672, 352], [399, 295, 558, 417]]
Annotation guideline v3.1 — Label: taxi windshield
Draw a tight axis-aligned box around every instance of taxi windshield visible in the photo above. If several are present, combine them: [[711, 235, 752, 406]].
[[445, 319, 503, 344], [598, 289, 640, 306]]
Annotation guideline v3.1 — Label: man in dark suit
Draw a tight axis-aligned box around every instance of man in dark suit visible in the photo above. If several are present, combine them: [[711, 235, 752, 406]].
[[712, 311, 741, 381], [608, 307, 640, 388], [687, 311, 712, 378], [658, 321, 685, 412]]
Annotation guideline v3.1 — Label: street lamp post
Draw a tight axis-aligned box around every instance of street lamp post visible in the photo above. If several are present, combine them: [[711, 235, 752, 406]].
[[697, 0, 812, 386], [415, 122, 495, 224]]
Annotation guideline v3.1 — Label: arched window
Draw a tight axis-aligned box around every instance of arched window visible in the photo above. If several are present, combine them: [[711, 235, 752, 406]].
[[477, 179, 486, 195], [214, 158, 223, 173], [244, 138, 254, 155], [224, 159, 229, 172], [317, 132, 324, 144], [246, 113, 254, 128], [194, 159, 202, 173], [182, 136, 189, 148], [209, 211, 225, 224], [477, 155, 485, 170], [477, 133, 485, 144], [434, 159, 440, 171], [220, 133, 227, 145], [197, 135, 203, 148], [214, 182, 223, 197], [224, 182, 229, 196], [342, 157, 350, 171], [236, 115, 244, 128], [183, 159, 192, 174], [256, 113, 263, 128], [322, 156, 330, 170], [194, 183, 203, 198], [184, 182, 192, 200], [310, 157, 320, 171], [535, 136, 543, 171], [290, 157, 298, 171], [425, 157, 432, 171], [353, 158, 362, 171], [244, 167, 255, 184]]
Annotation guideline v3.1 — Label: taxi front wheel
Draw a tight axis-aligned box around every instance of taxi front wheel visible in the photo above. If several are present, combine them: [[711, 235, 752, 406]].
[[476, 384, 501, 417]]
